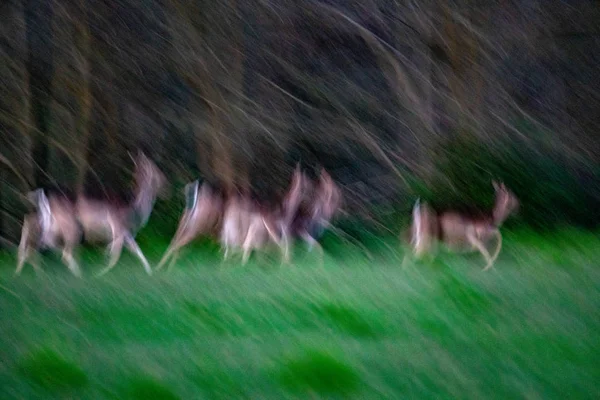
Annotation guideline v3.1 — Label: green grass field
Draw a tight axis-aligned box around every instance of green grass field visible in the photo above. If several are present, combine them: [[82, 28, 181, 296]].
[[1, 228, 599, 399]]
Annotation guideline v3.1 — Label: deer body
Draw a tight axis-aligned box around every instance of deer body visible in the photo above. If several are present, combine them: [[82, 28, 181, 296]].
[[437, 212, 497, 251], [75, 198, 126, 242], [405, 182, 518, 270]]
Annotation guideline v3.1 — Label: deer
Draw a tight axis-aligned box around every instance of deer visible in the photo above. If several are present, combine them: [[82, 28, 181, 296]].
[[220, 193, 254, 262], [290, 168, 342, 257], [239, 202, 286, 265], [155, 180, 224, 271], [403, 181, 519, 271], [220, 165, 305, 265], [16, 151, 167, 277]]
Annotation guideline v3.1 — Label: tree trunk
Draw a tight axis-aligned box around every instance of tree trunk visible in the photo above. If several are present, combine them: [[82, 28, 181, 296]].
[[25, 0, 54, 189], [0, 0, 34, 245]]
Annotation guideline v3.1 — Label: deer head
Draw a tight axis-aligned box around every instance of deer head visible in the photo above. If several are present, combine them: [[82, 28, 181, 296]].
[[131, 151, 168, 229], [282, 164, 307, 223], [134, 152, 168, 196], [316, 168, 342, 221], [491, 181, 519, 227]]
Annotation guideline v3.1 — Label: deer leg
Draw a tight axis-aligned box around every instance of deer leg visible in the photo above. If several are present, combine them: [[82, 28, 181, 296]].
[[16, 221, 32, 275], [223, 246, 229, 260], [484, 230, 503, 271], [156, 246, 176, 271], [157, 213, 194, 270], [17, 229, 45, 276], [301, 230, 322, 255], [242, 220, 262, 266], [300, 229, 324, 267], [221, 230, 233, 260], [107, 235, 124, 267], [241, 232, 255, 265], [166, 250, 181, 272], [265, 219, 289, 265], [242, 247, 252, 265], [96, 235, 124, 276], [123, 234, 153, 275], [221, 243, 242, 267], [62, 246, 82, 277], [466, 232, 494, 271], [300, 229, 316, 252], [15, 246, 32, 275], [17, 249, 44, 276], [103, 216, 124, 269], [165, 237, 194, 271], [280, 230, 290, 265], [278, 224, 292, 265]]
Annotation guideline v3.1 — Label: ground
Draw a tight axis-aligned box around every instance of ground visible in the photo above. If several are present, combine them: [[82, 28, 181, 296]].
[[0, 228, 599, 399]]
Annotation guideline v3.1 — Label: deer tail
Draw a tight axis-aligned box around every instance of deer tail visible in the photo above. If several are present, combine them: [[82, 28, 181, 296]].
[[411, 198, 424, 250]]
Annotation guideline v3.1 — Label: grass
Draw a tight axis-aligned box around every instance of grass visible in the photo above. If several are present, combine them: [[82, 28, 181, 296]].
[[0, 227, 599, 399]]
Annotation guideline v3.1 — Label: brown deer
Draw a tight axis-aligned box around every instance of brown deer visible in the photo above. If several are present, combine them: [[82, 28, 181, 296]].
[[16, 151, 167, 277], [291, 168, 342, 256], [155, 180, 224, 271], [404, 181, 519, 270], [239, 204, 286, 265], [220, 193, 253, 262], [220, 165, 305, 265]]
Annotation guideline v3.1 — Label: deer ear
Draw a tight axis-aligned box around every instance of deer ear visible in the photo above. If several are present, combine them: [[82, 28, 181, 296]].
[[27, 190, 39, 204], [127, 152, 141, 168], [140, 151, 151, 165]]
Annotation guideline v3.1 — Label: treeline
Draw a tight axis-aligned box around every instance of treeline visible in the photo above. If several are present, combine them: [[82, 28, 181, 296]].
[[0, 0, 599, 246]]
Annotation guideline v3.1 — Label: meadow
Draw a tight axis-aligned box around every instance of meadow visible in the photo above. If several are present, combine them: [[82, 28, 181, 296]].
[[0, 227, 599, 399]]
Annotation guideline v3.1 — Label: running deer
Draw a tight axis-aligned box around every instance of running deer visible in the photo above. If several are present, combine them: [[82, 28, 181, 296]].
[[16, 151, 167, 277], [291, 168, 342, 255], [220, 165, 305, 265], [155, 181, 224, 271], [404, 181, 519, 270], [220, 193, 254, 262]]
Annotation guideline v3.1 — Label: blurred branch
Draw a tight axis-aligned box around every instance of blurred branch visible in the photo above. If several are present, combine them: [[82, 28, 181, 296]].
[[309, 0, 435, 132]]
